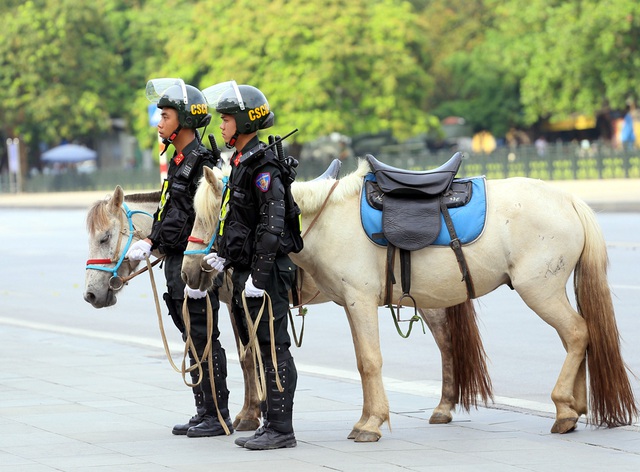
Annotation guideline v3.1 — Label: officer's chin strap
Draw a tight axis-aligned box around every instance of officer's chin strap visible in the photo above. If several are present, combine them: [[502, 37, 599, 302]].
[[225, 132, 238, 149], [161, 125, 182, 155], [240, 291, 284, 402]]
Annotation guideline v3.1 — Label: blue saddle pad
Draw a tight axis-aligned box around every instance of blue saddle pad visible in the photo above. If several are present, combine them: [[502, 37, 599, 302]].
[[360, 173, 487, 247]]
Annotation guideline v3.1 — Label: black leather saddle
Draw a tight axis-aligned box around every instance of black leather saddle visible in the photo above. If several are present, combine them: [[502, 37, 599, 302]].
[[366, 153, 463, 251]]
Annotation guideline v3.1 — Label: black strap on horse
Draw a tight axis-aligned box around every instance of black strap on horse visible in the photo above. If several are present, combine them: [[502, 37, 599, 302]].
[[382, 200, 477, 338], [440, 200, 476, 300]]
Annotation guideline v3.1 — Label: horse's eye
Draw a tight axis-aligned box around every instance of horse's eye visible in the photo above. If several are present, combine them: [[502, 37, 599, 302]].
[[100, 232, 111, 244]]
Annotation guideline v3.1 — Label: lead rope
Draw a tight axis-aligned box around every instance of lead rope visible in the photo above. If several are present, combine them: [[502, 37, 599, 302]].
[[146, 257, 230, 435], [147, 256, 203, 383], [181, 297, 230, 436], [240, 291, 283, 401]]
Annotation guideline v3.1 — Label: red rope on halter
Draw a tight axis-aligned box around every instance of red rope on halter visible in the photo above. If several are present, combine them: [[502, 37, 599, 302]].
[[187, 235, 206, 244], [86, 259, 113, 265]]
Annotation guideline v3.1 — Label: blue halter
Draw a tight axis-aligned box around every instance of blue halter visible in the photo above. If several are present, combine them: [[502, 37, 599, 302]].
[[86, 203, 153, 282]]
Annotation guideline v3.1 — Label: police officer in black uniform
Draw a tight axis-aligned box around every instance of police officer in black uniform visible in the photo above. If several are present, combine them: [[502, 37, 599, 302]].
[[126, 79, 233, 438], [203, 81, 299, 450]]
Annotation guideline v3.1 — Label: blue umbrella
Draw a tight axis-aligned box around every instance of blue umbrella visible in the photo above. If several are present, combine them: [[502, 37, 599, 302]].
[[41, 144, 97, 163]]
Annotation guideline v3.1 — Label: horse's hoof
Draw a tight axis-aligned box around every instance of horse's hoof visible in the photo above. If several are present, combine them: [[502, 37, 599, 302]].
[[354, 430, 381, 442], [550, 417, 578, 434], [234, 418, 261, 431], [347, 428, 359, 440], [429, 412, 453, 424]]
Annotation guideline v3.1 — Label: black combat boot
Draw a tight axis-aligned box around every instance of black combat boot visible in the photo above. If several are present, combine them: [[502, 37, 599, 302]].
[[244, 353, 297, 450], [234, 401, 268, 447], [172, 392, 206, 435], [187, 348, 234, 437]]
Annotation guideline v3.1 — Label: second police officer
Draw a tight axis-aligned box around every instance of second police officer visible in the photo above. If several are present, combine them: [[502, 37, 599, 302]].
[[203, 81, 301, 450]]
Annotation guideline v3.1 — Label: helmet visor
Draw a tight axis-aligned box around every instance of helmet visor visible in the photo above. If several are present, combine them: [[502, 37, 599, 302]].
[[202, 80, 245, 111], [145, 78, 188, 105]]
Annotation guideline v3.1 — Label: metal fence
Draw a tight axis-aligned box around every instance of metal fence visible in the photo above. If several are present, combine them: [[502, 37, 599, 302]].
[[373, 142, 640, 180], [1, 142, 638, 194], [0, 168, 162, 193]]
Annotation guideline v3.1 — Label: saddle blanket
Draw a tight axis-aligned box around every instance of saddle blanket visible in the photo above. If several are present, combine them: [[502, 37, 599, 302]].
[[360, 173, 488, 247]]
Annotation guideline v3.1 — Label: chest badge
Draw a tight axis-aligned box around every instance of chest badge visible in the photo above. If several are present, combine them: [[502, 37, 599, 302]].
[[255, 172, 271, 192]]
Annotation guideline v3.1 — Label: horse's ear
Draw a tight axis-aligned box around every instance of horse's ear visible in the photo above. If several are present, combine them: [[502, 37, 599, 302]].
[[203, 166, 216, 185], [109, 186, 124, 212], [203, 166, 223, 197]]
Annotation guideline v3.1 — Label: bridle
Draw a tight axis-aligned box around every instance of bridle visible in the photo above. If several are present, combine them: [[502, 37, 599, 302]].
[[183, 177, 227, 269], [184, 231, 217, 257], [85, 202, 155, 290]]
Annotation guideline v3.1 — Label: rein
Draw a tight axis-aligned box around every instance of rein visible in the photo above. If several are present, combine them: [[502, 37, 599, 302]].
[[183, 177, 227, 271], [146, 257, 231, 436], [283, 180, 341, 346], [281, 180, 341, 346], [301, 180, 339, 239], [240, 291, 284, 401]]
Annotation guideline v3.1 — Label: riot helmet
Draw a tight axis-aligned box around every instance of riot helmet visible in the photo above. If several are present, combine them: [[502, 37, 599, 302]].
[[146, 78, 212, 130], [203, 81, 274, 147]]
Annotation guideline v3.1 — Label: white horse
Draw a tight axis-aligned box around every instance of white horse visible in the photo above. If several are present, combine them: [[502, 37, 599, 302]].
[[182, 164, 495, 442], [189, 159, 638, 441], [83, 187, 268, 430], [84, 189, 160, 308]]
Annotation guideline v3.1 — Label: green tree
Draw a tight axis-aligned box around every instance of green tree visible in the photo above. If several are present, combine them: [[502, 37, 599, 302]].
[[417, 0, 524, 136], [126, 0, 193, 150], [0, 1, 125, 165], [137, 0, 439, 145], [487, 0, 640, 123]]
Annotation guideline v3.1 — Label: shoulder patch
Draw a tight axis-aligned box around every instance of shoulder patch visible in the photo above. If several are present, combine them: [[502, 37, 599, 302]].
[[255, 172, 271, 192]]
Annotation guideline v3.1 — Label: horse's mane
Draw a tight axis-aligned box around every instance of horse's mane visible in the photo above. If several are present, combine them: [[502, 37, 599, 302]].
[[125, 191, 161, 203], [86, 198, 112, 235], [293, 159, 369, 214], [194, 166, 229, 236]]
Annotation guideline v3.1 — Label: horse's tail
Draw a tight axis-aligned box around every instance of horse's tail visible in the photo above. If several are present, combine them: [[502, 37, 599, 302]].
[[448, 299, 493, 410], [572, 196, 638, 427]]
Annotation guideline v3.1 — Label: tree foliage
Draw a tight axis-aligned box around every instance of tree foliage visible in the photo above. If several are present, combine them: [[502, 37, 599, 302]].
[[0, 1, 122, 145], [416, 0, 523, 136], [484, 0, 640, 123], [1, 0, 639, 167], [138, 0, 438, 144]]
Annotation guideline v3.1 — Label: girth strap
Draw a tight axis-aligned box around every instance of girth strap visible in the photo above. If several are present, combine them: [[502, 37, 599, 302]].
[[384, 245, 396, 306]]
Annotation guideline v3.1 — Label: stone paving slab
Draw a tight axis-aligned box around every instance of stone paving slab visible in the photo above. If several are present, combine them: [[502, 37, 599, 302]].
[[1, 323, 639, 471]]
